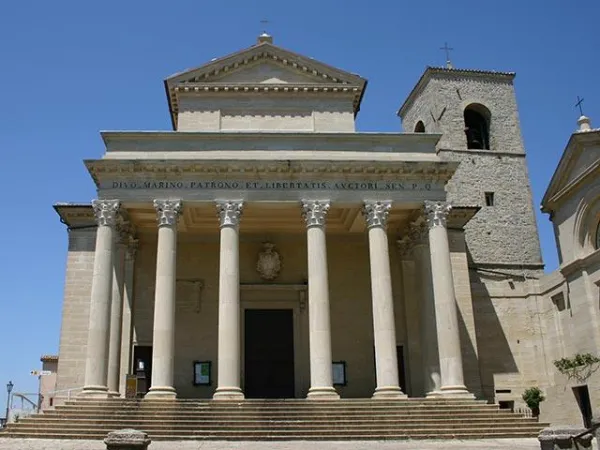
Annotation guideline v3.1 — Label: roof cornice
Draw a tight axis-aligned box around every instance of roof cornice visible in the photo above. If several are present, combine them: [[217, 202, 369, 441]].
[[541, 129, 600, 212], [397, 66, 516, 118]]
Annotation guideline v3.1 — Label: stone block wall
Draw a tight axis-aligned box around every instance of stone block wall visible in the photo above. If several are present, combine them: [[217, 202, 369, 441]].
[[55, 228, 96, 391]]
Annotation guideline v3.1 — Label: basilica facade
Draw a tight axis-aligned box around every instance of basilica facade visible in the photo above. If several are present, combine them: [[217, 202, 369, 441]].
[[52, 34, 600, 425]]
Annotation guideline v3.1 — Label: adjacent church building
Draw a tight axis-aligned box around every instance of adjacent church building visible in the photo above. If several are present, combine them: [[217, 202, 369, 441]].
[[50, 34, 600, 425]]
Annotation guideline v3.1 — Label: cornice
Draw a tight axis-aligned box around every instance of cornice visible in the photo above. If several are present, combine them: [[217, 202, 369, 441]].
[[53, 203, 95, 228], [398, 66, 515, 118], [85, 159, 458, 187], [542, 160, 600, 213], [559, 248, 600, 278], [100, 130, 442, 151], [541, 130, 600, 212]]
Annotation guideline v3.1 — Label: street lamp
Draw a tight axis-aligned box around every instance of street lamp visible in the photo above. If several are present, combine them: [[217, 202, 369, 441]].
[[5, 381, 13, 425]]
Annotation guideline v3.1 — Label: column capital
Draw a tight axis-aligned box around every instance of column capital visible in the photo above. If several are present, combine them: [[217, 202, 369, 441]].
[[154, 199, 182, 227], [424, 201, 452, 229], [301, 200, 330, 228], [216, 200, 244, 228], [92, 199, 120, 227], [362, 200, 392, 229]]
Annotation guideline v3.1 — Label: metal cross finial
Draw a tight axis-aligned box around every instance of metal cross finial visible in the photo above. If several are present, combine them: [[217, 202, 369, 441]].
[[575, 96, 585, 116], [260, 19, 270, 34], [440, 42, 454, 69]]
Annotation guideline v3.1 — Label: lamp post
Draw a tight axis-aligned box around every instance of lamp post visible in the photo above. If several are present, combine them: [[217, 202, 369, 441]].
[[5, 381, 13, 425]]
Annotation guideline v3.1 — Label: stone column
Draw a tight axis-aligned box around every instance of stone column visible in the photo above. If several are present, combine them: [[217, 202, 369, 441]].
[[409, 220, 442, 397], [81, 199, 120, 397], [362, 201, 406, 399], [107, 225, 128, 396], [213, 200, 245, 400], [119, 238, 138, 396], [301, 200, 339, 400], [146, 199, 182, 399], [424, 201, 472, 398]]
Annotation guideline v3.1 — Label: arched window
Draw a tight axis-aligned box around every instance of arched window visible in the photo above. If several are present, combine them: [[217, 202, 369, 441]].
[[464, 104, 490, 149], [414, 121, 425, 133]]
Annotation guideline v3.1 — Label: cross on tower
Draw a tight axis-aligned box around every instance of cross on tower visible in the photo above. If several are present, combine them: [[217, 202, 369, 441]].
[[575, 96, 585, 116], [440, 42, 454, 69]]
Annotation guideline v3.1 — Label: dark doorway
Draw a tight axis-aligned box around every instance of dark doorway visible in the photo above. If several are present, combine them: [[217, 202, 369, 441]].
[[397, 345, 407, 394], [132, 345, 152, 394], [244, 309, 295, 398], [572, 385, 593, 428]]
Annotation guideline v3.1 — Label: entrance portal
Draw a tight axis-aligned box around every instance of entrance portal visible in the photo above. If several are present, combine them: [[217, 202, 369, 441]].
[[244, 309, 295, 398]]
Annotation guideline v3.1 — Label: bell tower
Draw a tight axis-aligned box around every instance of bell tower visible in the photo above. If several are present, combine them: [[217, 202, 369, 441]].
[[398, 67, 543, 271]]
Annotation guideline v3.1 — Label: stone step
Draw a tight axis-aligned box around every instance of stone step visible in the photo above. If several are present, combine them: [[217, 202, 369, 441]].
[[2, 398, 545, 441], [38, 412, 518, 421], [2, 429, 546, 441], [19, 416, 537, 425], [50, 404, 503, 412]]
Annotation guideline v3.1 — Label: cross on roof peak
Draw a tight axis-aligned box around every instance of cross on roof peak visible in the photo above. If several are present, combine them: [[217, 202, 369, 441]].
[[440, 42, 454, 69]]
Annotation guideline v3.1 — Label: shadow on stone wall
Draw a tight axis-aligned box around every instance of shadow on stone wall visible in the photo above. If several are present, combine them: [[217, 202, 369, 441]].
[[469, 269, 519, 402]]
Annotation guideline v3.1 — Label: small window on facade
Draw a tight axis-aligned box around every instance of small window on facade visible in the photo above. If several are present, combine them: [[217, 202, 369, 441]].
[[414, 121, 425, 133], [485, 192, 495, 206], [464, 104, 490, 149]]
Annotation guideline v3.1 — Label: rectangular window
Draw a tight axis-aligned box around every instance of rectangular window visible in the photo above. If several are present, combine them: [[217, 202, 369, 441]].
[[485, 192, 495, 206]]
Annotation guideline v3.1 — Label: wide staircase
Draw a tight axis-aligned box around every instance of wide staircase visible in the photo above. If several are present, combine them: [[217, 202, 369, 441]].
[[2, 398, 547, 441]]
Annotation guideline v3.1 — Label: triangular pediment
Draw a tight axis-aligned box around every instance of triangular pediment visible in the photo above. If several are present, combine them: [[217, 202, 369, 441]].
[[542, 130, 600, 212], [207, 61, 324, 84], [164, 40, 367, 129], [166, 41, 365, 87]]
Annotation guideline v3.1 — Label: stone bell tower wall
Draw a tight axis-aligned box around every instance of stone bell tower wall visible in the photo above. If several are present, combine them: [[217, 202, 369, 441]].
[[400, 69, 543, 269]]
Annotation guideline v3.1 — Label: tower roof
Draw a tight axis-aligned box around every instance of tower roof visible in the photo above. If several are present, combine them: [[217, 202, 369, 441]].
[[397, 66, 515, 118]]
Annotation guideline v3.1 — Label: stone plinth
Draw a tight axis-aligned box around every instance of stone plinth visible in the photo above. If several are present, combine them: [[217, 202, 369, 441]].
[[104, 429, 151, 450], [538, 426, 592, 450]]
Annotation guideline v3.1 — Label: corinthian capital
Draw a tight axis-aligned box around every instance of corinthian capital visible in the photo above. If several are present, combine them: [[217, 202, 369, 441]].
[[154, 199, 182, 227], [301, 200, 330, 228], [362, 200, 392, 229], [216, 200, 244, 227], [424, 201, 451, 229], [92, 199, 120, 227]]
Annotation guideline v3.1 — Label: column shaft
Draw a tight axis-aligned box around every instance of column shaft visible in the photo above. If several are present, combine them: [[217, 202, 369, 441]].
[[415, 240, 442, 396], [363, 201, 406, 399], [302, 200, 339, 400], [107, 238, 126, 396], [119, 240, 137, 396], [81, 199, 120, 397], [425, 201, 473, 398], [146, 199, 182, 399], [213, 201, 244, 400]]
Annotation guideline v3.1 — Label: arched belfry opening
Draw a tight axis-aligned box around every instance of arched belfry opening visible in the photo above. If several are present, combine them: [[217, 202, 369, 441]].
[[414, 121, 425, 133], [464, 104, 490, 149]]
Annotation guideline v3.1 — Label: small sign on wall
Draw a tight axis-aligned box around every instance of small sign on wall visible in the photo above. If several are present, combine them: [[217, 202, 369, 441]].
[[193, 361, 211, 386], [332, 361, 347, 386]]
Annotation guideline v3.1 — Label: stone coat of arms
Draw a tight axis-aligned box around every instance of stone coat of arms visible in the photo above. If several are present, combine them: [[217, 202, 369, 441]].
[[256, 242, 281, 281]]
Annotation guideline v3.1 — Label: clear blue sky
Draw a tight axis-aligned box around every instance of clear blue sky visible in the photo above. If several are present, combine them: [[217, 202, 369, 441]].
[[0, 0, 598, 409]]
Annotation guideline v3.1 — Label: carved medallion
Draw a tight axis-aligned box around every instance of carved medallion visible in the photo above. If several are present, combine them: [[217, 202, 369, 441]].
[[256, 242, 281, 281]]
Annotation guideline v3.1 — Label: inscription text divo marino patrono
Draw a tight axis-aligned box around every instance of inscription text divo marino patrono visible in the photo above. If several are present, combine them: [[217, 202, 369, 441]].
[[108, 180, 436, 191]]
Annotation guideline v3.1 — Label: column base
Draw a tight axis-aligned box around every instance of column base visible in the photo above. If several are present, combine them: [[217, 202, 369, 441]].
[[107, 391, 121, 398], [145, 386, 177, 399], [307, 387, 340, 400], [372, 386, 408, 399], [213, 387, 245, 401], [78, 385, 109, 398], [439, 385, 475, 399], [425, 390, 443, 398]]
